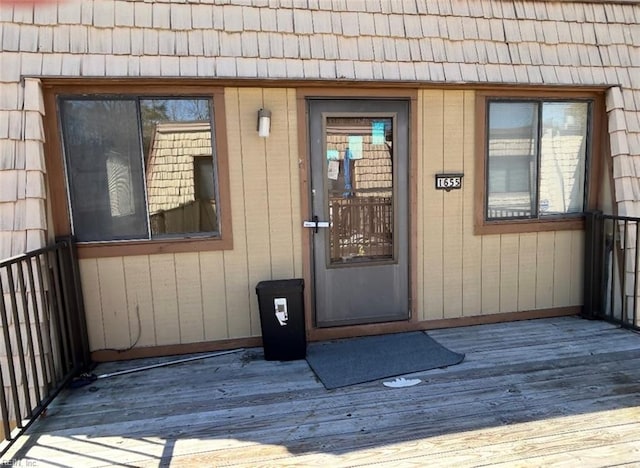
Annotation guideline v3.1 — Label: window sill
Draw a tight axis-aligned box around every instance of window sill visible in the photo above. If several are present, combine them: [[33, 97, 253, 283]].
[[474, 216, 585, 236], [75, 236, 233, 259]]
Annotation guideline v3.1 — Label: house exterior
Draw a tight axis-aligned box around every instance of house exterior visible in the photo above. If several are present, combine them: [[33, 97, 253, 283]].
[[1, 0, 638, 360]]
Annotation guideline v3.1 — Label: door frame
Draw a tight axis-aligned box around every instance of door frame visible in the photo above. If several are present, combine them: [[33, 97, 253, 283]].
[[296, 87, 419, 342]]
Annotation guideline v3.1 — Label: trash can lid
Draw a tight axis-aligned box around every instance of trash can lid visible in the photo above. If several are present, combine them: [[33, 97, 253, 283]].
[[255, 278, 304, 292]]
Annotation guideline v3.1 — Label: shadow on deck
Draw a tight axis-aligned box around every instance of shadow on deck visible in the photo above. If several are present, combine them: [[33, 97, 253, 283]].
[[4, 316, 640, 466]]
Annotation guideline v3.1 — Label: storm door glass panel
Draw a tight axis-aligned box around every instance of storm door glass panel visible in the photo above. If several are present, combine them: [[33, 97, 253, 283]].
[[60, 99, 148, 242], [487, 102, 538, 219], [325, 117, 393, 264], [539, 102, 589, 216], [141, 98, 218, 237]]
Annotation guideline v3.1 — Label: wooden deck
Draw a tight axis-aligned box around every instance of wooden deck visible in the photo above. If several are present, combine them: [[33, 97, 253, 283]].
[[4, 316, 640, 467]]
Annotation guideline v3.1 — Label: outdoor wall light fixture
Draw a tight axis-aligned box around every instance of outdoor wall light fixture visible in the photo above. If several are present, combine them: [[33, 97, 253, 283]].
[[257, 108, 271, 137]]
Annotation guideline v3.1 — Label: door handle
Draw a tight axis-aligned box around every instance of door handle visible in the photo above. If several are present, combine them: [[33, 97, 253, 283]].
[[303, 215, 330, 233]]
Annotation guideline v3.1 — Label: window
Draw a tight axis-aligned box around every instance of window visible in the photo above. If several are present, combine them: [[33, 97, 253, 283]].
[[44, 83, 232, 257], [476, 91, 602, 234]]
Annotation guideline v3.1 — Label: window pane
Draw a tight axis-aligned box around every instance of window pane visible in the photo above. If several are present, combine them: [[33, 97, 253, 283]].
[[487, 102, 538, 219], [141, 99, 219, 236], [325, 117, 393, 263], [60, 100, 148, 242], [540, 102, 589, 215]]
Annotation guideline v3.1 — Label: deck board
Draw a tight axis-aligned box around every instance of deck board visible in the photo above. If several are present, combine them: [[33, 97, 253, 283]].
[[4, 316, 640, 467]]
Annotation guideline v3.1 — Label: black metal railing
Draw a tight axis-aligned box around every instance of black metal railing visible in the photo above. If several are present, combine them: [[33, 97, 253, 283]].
[[0, 238, 90, 456], [584, 211, 640, 331]]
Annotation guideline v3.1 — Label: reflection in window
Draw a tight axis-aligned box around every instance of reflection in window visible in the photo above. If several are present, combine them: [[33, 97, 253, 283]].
[[106, 150, 135, 218], [541, 102, 589, 215], [59, 97, 219, 242], [486, 100, 590, 220], [325, 117, 394, 263]]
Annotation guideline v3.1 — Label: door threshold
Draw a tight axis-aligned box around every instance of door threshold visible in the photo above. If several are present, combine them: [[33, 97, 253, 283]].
[[308, 319, 422, 342]]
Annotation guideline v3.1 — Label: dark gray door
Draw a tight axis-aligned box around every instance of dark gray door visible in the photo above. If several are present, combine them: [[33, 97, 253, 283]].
[[308, 99, 410, 327]]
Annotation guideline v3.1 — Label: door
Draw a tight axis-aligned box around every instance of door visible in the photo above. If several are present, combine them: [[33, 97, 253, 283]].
[[308, 99, 410, 327]]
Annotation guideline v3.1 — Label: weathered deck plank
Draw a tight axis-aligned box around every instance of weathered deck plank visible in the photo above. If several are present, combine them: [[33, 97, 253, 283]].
[[4, 316, 640, 467]]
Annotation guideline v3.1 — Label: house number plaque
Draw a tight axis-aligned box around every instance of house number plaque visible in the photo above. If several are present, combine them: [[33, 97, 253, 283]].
[[435, 173, 463, 191]]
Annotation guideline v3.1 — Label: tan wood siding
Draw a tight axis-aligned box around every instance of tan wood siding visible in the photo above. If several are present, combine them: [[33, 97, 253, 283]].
[[97, 257, 131, 350], [199, 251, 228, 341], [461, 90, 482, 317], [78, 258, 104, 350], [553, 232, 574, 307], [442, 91, 465, 319], [421, 90, 445, 321], [175, 252, 205, 344], [480, 235, 502, 315], [417, 89, 584, 320], [122, 256, 156, 348], [238, 88, 272, 337], [499, 235, 520, 313], [536, 232, 556, 310], [78, 88, 303, 351], [518, 233, 538, 311], [286, 89, 303, 280], [415, 91, 425, 321], [222, 87, 252, 339], [78, 87, 585, 351], [570, 230, 585, 305], [149, 254, 180, 345], [265, 88, 296, 280]]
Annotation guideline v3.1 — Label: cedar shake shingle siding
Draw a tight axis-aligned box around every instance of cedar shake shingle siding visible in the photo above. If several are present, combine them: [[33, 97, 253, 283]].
[[0, 0, 638, 255]]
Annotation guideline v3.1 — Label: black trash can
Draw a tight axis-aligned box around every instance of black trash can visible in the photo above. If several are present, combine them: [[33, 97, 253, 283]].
[[255, 279, 306, 361]]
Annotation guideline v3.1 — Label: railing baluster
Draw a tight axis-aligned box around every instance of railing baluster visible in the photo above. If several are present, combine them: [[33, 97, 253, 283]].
[[41, 250, 63, 382], [583, 211, 600, 319], [0, 357, 11, 441], [635, 220, 639, 328], [610, 220, 617, 322], [0, 269, 24, 429], [48, 250, 72, 374], [622, 220, 628, 325], [600, 218, 609, 319], [56, 244, 80, 369], [34, 253, 57, 388], [25, 256, 51, 395], [67, 240, 91, 368], [6, 269, 33, 421], [16, 262, 43, 406]]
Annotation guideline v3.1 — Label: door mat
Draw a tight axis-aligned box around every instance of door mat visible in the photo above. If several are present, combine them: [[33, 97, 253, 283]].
[[306, 331, 464, 390]]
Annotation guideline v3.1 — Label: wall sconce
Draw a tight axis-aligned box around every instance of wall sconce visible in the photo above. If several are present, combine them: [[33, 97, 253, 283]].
[[257, 108, 271, 138]]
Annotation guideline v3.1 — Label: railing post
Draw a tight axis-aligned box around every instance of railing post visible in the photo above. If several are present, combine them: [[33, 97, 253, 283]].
[[583, 210, 603, 319], [64, 237, 91, 371]]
